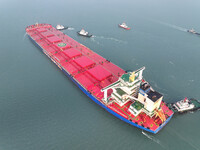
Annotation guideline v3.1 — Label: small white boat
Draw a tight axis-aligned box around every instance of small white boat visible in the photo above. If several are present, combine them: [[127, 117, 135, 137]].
[[173, 98, 195, 112], [187, 28, 196, 34], [77, 29, 92, 37], [56, 24, 67, 30], [118, 23, 131, 30], [187, 28, 200, 35], [168, 97, 200, 113]]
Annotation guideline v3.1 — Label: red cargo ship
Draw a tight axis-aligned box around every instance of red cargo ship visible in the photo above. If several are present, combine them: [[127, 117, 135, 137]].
[[26, 23, 173, 134]]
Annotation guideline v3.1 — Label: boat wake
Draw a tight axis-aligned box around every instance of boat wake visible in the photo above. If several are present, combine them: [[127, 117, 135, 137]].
[[169, 61, 174, 65], [189, 111, 194, 114], [67, 27, 74, 30], [168, 127, 200, 150], [142, 131, 167, 149], [150, 19, 188, 32], [188, 79, 194, 82], [169, 75, 176, 79], [94, 35, 127, 44], [23, 32, 27, 41], [157, 21, 187, 32], [90, 37, 101, 45]]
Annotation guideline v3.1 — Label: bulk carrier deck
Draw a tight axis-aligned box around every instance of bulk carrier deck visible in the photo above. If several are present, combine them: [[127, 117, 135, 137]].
[[26, 23, 173, 134]]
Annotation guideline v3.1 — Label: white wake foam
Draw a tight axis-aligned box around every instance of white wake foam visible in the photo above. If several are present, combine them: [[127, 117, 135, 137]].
[[94, 36, 127, 44], [67, 27, 74, 30], [90, 37, 101, 45], [142, 131, 167, 149], [23, 32, 27, 41], [169, 61, 174, 65], [157, 21, 187, 32], [188, 79, 194, 82]]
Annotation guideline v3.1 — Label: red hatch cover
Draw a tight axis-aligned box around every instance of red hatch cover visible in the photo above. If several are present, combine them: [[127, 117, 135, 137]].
[[87, 65, 112, 81], [63, 48, 82, 58], [47, 36, 62, 43], [40, 31, 54, 37], [54, 53, 66, 62], [74, 56, 95, 68], [36, 28, 47, 32]]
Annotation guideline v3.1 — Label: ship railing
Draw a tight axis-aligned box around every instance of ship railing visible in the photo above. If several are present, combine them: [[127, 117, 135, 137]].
[[26, 23, 52, 30]]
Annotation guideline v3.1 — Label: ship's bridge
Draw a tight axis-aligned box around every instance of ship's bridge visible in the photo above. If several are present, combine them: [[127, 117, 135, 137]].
[[101, 67, 145, 105], [138, 82, 163, 113]]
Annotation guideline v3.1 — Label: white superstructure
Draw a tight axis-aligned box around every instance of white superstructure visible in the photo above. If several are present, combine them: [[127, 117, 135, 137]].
[[79, 29, 89, 36], [120, 23, 128, 28], [56, 24, 65, 30], [173, 98, 195, 112]]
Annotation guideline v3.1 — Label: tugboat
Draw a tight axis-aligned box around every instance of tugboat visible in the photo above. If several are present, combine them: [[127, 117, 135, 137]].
[[77, 29, 92, 37], [168, 97, 200, 113], [118, 22, 131, 30], [187, 28, 200, 35], [56, 24, 68, 30]]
